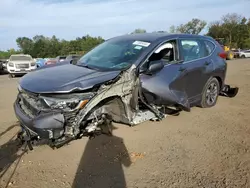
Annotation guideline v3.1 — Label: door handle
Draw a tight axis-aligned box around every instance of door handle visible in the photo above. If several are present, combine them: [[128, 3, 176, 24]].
[[205, 61, 211, 66], [179, 67, 186, 72]]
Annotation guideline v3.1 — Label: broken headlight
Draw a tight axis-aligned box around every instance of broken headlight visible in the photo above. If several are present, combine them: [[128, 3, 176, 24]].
[[40, 93, 95, 110]]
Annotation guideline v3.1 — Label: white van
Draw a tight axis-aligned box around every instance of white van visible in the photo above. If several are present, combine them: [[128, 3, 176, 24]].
[[7, 54, 37, 77]]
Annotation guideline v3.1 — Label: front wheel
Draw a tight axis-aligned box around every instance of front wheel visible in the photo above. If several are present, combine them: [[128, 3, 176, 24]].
[[241, 55, 246, 58], [199, 77, 220, 108]]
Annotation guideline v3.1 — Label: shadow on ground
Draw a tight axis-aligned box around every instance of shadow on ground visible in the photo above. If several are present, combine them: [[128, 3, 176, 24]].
[[72, 129, 132, 188], [0, 123, 27, 188]]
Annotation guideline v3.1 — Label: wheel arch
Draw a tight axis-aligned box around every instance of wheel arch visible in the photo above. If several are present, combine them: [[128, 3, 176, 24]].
[[79, 95, 130, 126], [214, 76, 223, 89]]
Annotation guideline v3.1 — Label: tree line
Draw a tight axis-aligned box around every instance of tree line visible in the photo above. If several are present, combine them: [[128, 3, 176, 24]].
[[0, 13, 249, 59]]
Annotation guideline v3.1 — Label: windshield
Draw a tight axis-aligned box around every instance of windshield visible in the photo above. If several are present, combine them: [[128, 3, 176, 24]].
[[77, 39, 150, 71], [10, 56, 32, 61]]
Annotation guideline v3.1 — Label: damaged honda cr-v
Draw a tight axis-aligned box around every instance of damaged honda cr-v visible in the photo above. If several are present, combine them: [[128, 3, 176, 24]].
[[14, 33, 239, 150]]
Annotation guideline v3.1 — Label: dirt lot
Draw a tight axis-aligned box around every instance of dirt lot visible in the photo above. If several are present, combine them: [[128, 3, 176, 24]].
[[0, 59, 250, 188]]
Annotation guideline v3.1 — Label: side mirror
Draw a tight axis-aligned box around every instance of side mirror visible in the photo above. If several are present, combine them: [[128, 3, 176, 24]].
[[146, 60, 164, 74]]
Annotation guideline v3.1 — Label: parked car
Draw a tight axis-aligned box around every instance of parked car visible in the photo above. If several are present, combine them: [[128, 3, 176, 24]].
[[35, 58, 46, 68], [232, 49, 241, 58], [65, 55, 81, 64], [44, 58, 57, 66], [55, 56, 67, 63], [7, 54, 36, 77], [0, 59, 8, 69], [239, 50, 250, 58], [14, 33, 238, 150], [0, 61, 3, 72], [2, 61, 7, 69]]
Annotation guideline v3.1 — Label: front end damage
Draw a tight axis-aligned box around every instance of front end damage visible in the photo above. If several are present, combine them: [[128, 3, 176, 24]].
[[14, 65, 166, 150]]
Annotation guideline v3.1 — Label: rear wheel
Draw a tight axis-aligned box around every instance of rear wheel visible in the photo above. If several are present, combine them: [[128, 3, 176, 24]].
[[199, 77, 220, 108]]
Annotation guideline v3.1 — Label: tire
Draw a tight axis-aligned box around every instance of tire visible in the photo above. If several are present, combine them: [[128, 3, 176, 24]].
[[241, 55, 246, 58], [199, 77, 220, 108]]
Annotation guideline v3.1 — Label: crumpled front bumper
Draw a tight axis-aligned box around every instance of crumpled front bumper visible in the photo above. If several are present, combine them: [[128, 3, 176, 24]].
[[14, 99, 65, 140]]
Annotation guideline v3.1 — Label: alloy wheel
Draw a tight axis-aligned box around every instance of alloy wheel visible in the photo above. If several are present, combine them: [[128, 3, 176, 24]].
[[206, 82, 218, 105]]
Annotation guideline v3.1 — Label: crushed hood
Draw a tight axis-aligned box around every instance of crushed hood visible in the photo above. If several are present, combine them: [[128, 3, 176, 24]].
[[19, 64, 121, 93]]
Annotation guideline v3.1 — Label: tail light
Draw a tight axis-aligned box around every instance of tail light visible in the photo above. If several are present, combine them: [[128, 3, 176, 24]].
[[218, 52, 227, 59]]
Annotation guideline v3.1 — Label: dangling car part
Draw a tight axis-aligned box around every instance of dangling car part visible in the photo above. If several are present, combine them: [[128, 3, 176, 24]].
[[13, 33, 239, 150], [220, 84, 239, 98]]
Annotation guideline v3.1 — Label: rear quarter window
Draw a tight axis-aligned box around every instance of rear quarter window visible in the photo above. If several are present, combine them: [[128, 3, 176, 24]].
[[204, 40, 216, 56], [180, 39, 205, 61]]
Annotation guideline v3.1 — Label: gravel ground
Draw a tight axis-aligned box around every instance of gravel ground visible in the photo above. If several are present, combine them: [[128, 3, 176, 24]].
[[0, 59, 250, 188]]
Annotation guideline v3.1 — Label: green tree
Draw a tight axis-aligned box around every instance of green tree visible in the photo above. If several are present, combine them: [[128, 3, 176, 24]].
[[169, 25, 177, 33], [14, 34, 105, 58], [16, 37, 34, 54], [176, 18, 207, 34], [169, 19, 206, 34], [207, 13, 250, 48]]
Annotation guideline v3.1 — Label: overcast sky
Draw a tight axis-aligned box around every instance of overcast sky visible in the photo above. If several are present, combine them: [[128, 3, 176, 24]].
[[0, 0, 249, 50]]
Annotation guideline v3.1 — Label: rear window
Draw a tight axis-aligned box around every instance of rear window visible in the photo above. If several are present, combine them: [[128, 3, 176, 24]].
[[10, 56, 32, 61], [59, 56, 66, 59]]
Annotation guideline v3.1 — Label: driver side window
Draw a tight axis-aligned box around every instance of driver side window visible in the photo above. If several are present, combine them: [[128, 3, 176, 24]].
[[140, 40, 178, 72], [148, 40, 177, 63]]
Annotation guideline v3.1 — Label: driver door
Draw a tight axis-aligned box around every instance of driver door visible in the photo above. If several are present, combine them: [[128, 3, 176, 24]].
[[139, 39, 191, 111]]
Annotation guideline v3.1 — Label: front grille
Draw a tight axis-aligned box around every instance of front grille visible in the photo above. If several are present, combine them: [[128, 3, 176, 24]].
[[18, 91, 46, 118], [16, 63, 29, 68]]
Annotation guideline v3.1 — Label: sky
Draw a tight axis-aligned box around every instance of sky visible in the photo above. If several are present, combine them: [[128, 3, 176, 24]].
[[0, 0, 249, 51]]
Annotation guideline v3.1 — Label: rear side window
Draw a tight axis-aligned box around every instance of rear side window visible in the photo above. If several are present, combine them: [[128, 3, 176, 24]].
[[180, 39, 206, 61], [204, 40, 215, 56]]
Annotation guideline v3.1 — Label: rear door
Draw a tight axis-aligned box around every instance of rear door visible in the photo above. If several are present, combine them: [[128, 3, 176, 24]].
[[178, 38, 214, 103]]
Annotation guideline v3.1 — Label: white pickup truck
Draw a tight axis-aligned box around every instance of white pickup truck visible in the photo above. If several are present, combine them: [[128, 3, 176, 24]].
[[7, 54, 37, 77]]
